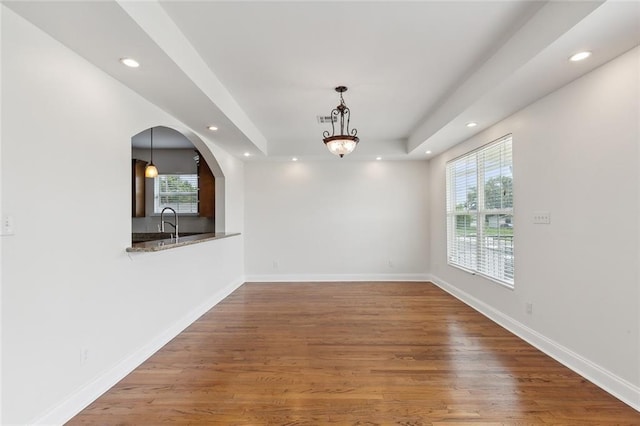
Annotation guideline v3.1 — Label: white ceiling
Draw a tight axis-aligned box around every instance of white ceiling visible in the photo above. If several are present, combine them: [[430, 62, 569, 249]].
[[5, 1, 639, 161]]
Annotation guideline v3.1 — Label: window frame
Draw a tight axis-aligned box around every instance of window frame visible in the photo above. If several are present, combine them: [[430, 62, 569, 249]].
[[446, 134, 514, 288], [153, 173, 199, 215]]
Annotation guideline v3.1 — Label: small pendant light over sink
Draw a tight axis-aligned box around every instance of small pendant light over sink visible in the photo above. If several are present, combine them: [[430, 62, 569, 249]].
[[145, 127, 158, 178], [322, 86, 359, 158]]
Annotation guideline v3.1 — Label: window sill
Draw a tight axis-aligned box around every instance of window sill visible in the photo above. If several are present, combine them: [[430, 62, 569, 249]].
[[447, 262, 514, 290], [148, 213, 201, 217]]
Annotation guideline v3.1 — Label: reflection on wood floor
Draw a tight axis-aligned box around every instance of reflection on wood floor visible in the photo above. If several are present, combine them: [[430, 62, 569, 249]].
[[68, 282, 640, 424]]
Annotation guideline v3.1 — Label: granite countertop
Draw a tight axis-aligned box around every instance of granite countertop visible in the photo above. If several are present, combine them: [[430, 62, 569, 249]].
[[126, 232, 240, 252]]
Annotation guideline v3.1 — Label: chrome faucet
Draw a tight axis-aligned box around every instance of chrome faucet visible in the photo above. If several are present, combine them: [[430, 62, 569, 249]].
[[160, 207, 179, 239]]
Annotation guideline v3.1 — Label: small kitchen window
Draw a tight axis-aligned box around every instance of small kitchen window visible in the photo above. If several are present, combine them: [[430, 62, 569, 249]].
[[154, 174, 199, 214]]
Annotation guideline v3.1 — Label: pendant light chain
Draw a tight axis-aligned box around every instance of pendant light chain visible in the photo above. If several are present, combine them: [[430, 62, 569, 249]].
[[145, 127, 159, 178]]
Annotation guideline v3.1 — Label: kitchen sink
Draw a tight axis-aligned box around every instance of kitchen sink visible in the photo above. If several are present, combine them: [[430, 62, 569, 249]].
[[131, 232, 209, 244]]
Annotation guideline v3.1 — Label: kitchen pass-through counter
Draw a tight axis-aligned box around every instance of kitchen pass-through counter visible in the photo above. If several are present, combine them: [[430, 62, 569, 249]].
[[127, 232, 240, 252]]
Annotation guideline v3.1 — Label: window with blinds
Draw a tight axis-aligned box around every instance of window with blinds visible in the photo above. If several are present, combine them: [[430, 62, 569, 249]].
[[154, 174, 199, 214], [446, 135, 514, 287]]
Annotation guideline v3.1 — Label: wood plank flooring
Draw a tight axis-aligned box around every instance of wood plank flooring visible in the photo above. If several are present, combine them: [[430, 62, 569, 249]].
[[68, 282, 640, 425]]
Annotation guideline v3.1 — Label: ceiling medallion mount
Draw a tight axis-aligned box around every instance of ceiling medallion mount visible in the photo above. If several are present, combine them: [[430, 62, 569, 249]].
[[322, 86, 359, 158]]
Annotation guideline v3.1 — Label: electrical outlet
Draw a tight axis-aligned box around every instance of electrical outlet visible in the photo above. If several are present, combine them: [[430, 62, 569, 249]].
[[533, 211, 551, 224], [272, 261, 279, 270], [388, 259, 394, 268], [526, 302, 533, 315]]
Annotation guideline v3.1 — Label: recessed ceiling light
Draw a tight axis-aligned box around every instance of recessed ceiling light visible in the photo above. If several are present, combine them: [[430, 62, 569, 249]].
[[207, 125, 218, 131], [292, 157, 298, 162], [466, 122, 478, 128], [425, 150, 432, 154], [120, 57, 140, 68], [243, 152, 251, 157], [376, 156, 382, 161], [569, 51, 592, 62]]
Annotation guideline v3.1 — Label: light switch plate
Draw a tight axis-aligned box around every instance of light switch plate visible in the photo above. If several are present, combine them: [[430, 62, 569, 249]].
[[2, 215, 14, 235], [533, 211, 551, 224]]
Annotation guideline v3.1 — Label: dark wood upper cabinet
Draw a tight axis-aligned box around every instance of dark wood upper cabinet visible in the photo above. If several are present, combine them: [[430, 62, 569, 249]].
[[198, 158, 215, 218], [132, 159, 146, 218]]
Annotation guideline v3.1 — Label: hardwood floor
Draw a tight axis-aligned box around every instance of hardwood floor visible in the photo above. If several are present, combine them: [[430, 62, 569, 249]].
[[68, 282, 639, 425]]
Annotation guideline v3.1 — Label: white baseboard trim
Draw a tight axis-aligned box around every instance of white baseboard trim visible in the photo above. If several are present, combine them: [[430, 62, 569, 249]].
[[429, 274, 640, 412], [32, 277, 245, 426], [245, 273, 431, 282]]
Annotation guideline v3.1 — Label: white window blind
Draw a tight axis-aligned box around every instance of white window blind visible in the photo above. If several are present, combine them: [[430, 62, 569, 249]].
[[446, 135, 514, 287], [154, 174, 199, 214]]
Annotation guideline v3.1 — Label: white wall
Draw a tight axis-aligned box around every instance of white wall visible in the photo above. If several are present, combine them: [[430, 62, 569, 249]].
[[244, 160, 430, 281], [428, 46, 639, 407], [0, 8, 244, 424], [0, 5, 4, 422]]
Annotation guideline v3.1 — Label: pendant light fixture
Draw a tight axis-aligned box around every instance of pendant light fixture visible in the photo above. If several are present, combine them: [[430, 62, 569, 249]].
[[145, 127, 159, 178], [322, 86, 359, 158]]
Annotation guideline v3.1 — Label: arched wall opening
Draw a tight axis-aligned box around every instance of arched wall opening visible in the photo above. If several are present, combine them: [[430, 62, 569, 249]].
[[130, 125, 226, 241]]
